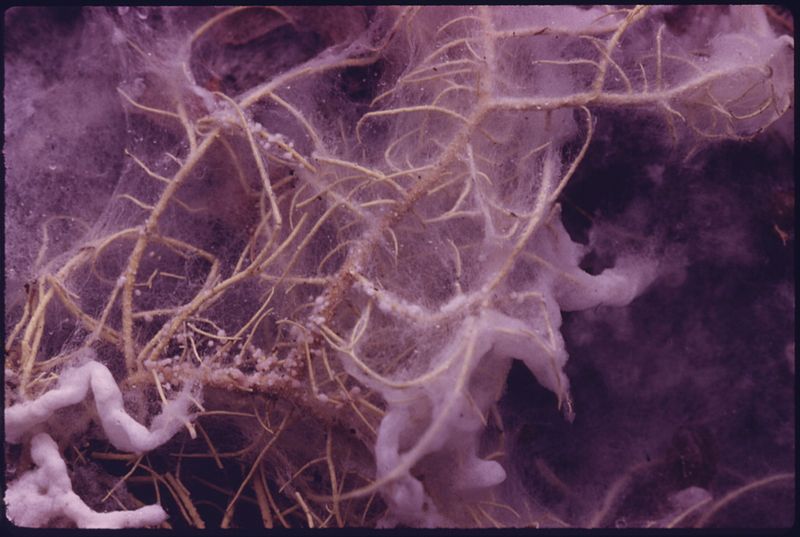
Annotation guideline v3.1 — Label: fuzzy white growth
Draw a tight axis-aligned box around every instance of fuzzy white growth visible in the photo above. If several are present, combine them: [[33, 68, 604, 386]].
[[4, 432, 168, 528], [367, 310, 562, 526], [4, 5, 792, 529], [5, 350, 198, 453], [334, 203, 662, 526], [539, 207, 660, 312]]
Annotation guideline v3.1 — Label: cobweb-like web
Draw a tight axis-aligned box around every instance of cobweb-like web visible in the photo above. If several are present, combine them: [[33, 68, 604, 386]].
[[4, 6, 794, 529]]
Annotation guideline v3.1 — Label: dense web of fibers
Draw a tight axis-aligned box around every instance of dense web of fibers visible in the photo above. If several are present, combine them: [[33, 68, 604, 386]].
[[4, 6, 794, 528]]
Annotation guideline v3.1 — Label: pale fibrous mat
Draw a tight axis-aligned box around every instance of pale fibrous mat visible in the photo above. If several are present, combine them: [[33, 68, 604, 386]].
[[3, 5, 794, 529]]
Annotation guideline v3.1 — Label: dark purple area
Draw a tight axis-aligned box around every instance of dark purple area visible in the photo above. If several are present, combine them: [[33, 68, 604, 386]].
[[501, 112, 795, 527]]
